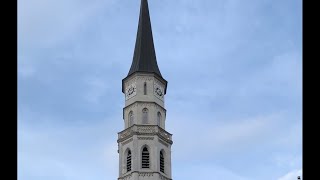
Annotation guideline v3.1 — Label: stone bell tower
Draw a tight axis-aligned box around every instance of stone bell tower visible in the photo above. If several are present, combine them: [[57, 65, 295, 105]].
[[117, 0, 173, 180]]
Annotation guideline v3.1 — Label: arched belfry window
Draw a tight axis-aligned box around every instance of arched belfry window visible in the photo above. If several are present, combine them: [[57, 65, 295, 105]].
[[142, 108, 148, 124], [144, 82, 147, 95], [127, 150, 132, 172], [160, 150, 164, 173], [128, 111, 134, 127], [142, 147, 150, 168], [157, 112, 161, 126]]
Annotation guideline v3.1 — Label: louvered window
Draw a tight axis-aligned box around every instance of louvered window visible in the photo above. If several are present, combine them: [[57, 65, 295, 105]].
[[142, 147, 150, 168], [160, 151, 164, 173], [127, 150, 131, 172]]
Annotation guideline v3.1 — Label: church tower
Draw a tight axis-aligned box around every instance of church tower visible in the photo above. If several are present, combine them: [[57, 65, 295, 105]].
[[117, 0, 173, 180]]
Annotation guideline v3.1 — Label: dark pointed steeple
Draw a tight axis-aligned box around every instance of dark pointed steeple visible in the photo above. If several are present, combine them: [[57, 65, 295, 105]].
[[127, 0, 162, 77]]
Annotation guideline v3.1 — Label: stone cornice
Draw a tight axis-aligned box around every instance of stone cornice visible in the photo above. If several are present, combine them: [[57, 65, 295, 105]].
[[124, 101, 166, 111], [118, 171, 172, 180], [121, 138, 133, 146], [118, 173, 132, 180], [117, 125, 173, 145], [158, 138, 169, 147]]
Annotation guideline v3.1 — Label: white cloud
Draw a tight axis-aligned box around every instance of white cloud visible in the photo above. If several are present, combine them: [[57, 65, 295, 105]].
[[83, 76, 109, 104], [173, 162, 251, 180], [18, 114, 120, 180], [272, 120, 302, 149], [273, 154, 302, 169], [278, 169, 302, 180], [18, 0, 115, 48], [235, 51, 302, 98], [18, 0, 108, 81], [169, 113, 281, 160]]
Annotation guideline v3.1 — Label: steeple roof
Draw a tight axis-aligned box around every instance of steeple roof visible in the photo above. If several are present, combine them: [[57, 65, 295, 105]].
[[127, 0, 162, 77]]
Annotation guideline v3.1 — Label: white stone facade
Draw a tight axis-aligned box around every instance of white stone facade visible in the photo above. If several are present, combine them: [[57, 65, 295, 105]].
[[118, 73, 172, 180]]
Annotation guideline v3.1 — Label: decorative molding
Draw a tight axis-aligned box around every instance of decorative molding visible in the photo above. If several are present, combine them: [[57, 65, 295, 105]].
[[159, 174, 172, 180], [158, 136, 172, 144], [137, 126, 156, 134], [118, 125, 172, 144], [124, 77, 137, 87], [154, 77, 164, 87], [122, 138, 133, 145], [158, 129, 171, 141], [118, 172, 172, 180], [118, 173, 132, 180], [158, 139, 169, 147], [137, 102, 154, 107], [137, 76, 153, 82], [119, 128, 133, 140], [139, 172, 154, 177], [138, 137, 154, 140]]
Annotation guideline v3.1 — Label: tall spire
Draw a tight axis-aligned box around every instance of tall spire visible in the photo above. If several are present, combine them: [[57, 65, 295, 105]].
[[127, 0, 162, 77]]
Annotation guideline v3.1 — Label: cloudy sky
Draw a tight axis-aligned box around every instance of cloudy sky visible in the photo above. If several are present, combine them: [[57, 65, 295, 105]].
[[18, 0, 302, 180]]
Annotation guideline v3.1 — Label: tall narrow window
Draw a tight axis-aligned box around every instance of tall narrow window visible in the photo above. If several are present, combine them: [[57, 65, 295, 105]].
[[160, 151, 164, 173], [128, 111, 134, 127], [157, 112, 161, 126], [144, 82, 147, 95], [142, 108, 148, 124], [142, 147, 150, 168], [127, 150, 131, 172]]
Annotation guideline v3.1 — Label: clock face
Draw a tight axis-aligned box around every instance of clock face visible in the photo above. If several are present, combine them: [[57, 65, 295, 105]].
[[125, 83, 136, 100], [155, 87, 163, 97], [154, 82, 164, 100]]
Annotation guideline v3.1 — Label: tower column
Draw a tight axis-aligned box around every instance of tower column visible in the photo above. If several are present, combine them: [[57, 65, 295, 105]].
[[117, 0, 172, 180]]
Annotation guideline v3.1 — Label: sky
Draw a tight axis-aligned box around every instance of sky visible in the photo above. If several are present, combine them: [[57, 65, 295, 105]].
[[18, 0, 302, 180]]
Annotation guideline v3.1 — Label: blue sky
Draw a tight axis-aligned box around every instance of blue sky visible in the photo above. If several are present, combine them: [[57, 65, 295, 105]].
[[18, 0, 302, 180]]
